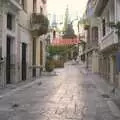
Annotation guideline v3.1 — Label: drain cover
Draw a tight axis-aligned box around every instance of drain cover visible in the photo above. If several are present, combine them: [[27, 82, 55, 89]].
[[38, 82, 42, 86], [101, 94, 110, 98], [12, 103, 19, 108]]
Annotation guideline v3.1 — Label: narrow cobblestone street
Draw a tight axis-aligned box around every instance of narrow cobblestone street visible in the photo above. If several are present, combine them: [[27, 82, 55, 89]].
[[0, 62, 120, 120]]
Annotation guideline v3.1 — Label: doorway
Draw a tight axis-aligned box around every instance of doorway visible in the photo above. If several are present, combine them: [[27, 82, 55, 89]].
[[6, 36, 11, 84], [33, 39, 36, 77], [40, 41, 43, 65], [22, 43, 27, 81]]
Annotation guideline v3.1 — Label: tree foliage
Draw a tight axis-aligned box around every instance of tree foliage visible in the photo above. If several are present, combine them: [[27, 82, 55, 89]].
[[47, 45, 73, 56]]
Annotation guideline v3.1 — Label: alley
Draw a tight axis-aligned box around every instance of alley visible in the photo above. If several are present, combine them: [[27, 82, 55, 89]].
[[0, 63, 120, 120]]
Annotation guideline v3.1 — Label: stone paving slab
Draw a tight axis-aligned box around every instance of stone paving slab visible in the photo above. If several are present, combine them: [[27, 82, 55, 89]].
[[0, 62, 120, 119], [78, 63, 120, 119]]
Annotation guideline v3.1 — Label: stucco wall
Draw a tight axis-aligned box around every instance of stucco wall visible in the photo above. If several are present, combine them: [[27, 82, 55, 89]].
[[36, 0, 47, 15], [19, 0, 33, 29]]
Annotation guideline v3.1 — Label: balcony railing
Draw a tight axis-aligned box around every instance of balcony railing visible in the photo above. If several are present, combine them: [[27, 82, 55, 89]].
[[42, 0, 46, 4], [99, 31, 118, 50], [30, 13, 49, 37], [94, 0, 109, 16], [9, 0, 22, 10]]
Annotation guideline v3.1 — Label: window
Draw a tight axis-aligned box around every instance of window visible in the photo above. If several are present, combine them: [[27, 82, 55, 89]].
[[21, 0, 24, 8], [53, 30, 56, 39], [21, 0, 27, 11], [92, 27, 98, 41], [87, 27, 90, 42], [7, 13, 13, 30], [102, 19, 106, 36], [40, 7, 43, 14]]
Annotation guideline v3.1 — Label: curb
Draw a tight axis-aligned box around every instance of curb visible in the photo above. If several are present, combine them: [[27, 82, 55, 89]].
[[0, 78, 41, 99], [107, 100, 120, 118]]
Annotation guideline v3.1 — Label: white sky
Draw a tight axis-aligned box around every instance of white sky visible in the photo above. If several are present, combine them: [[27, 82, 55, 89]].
[[47, 0, 88, 18]]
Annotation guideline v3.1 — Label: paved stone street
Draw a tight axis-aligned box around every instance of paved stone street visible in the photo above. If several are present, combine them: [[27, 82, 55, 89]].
[[0, 62, 120, 120]]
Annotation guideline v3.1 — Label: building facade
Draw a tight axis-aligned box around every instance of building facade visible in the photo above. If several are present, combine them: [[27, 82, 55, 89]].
[[94, 0, 120, 87], [83, 0, 120, 87], [31, 0, 48, 77], [0, 0, 48, 87], [0, 0, 22, 86], [83, 0, 99, 73]]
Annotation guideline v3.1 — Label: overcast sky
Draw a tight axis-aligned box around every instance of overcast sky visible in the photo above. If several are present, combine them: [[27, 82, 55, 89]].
[[47, 0, 88, 18]]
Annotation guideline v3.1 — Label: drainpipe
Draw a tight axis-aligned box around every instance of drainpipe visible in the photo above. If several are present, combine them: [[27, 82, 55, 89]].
[[114, 0, 117, 24]]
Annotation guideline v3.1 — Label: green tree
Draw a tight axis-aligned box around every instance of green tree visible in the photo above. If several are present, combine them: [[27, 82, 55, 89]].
[[47, 45, 73, 56]]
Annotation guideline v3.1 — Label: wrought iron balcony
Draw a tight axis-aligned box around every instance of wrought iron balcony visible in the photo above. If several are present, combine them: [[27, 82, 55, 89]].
[[84, 24, 90, 30], [42, 0, 46, 4], [99, 31, 118, 51], [94, 0, 109, 16], [9, 0, 22, 10], [30, 13, 49, 37]]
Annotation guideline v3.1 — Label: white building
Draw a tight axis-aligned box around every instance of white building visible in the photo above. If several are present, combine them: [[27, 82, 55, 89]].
[[94, 0, 120, 87], [82, 0, 99, 72]]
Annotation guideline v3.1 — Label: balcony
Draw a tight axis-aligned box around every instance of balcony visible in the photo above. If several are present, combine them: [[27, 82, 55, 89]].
[[99, 31, 118, 50], [30, 13, 49, 37], [42, 0, 47, 4], [84, 24, 90, 30], [9, 0, 22, 10], [94, 0, 109, 16]]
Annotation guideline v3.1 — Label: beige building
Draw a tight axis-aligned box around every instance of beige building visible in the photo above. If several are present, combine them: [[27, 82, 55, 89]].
[[31, 0, 49, 77], [18, 0, 34, 82], [0, 0, 48, 87]]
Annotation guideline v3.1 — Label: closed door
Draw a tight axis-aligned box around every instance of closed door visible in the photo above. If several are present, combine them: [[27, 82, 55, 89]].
[[33, 39, 36, 77], [40, 41, 43, 65], [22, 43, 27, 81], [6, 37, 11, 84]]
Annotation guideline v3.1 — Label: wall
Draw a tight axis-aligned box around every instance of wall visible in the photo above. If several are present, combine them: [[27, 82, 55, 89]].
[[36, 0, 47, 15], [19, 0, 33, 29], [18, 0, 33, 81]]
